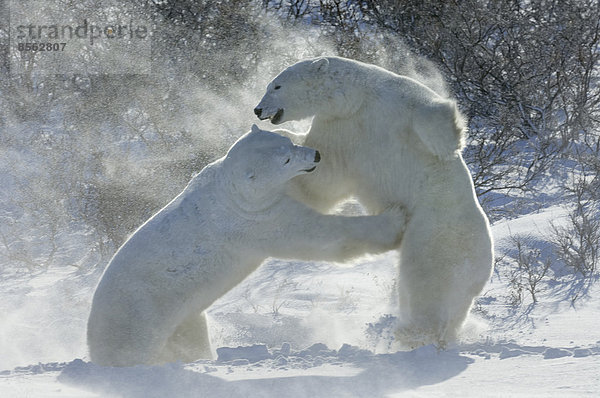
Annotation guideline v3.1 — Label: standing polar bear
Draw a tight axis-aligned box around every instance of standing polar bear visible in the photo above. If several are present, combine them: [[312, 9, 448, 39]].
[[255, 56, 494, 348], [88, 125, 406, 366]]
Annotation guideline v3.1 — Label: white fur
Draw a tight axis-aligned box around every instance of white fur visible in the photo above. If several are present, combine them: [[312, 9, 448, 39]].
[[87, 125, 406, 366], [256, 56, 494, 348]]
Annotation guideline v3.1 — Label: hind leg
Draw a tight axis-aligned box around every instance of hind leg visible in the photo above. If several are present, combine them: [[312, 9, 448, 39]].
[[160, 311, 212, 363], [395, 208, 493, 349]]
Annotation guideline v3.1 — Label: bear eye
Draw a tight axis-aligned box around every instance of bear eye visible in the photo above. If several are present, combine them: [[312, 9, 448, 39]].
[[274, 85, 281, 90], [284, 158, 290, 165]]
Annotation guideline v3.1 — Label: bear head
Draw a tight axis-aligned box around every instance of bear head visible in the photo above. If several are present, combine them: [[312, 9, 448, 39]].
[[254, 58, 334, 124], [223, 124, 321, 203]]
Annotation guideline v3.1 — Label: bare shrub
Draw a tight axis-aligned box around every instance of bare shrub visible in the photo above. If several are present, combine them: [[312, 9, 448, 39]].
[[508, 237, 552, 305], [552, 174, 600, 279]]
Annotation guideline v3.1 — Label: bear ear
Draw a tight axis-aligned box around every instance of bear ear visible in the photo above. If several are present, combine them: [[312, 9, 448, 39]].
[[311, 57, 329, 73], [251, 124, 260, 134]]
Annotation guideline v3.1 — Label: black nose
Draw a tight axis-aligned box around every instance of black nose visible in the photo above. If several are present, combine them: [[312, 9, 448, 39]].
[[314, 151, 321, 163], [254, 107, 262, 117]]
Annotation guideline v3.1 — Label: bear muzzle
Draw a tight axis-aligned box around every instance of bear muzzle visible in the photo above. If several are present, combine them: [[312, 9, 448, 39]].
[[301, 150, 320, 173], [254, 107, 284, 124]]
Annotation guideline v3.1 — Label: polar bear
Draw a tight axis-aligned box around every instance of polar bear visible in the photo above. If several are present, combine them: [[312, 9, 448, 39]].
[[255, 56, 494, 349], [87, 124, 406, 366]]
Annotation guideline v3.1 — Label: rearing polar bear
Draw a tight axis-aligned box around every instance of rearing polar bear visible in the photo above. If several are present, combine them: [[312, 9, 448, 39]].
[[255, 56, 494, 348]]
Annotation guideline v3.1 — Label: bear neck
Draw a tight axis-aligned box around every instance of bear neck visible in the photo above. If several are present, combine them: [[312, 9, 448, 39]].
[[217, 175, 285, 218]]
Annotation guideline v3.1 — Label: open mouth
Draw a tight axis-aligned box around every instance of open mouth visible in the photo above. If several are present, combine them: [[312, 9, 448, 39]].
[[270, 108, 284, 124]]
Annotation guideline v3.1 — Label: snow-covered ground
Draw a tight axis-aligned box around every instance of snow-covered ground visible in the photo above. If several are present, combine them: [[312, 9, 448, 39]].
[[1, 205, 599, 397]]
